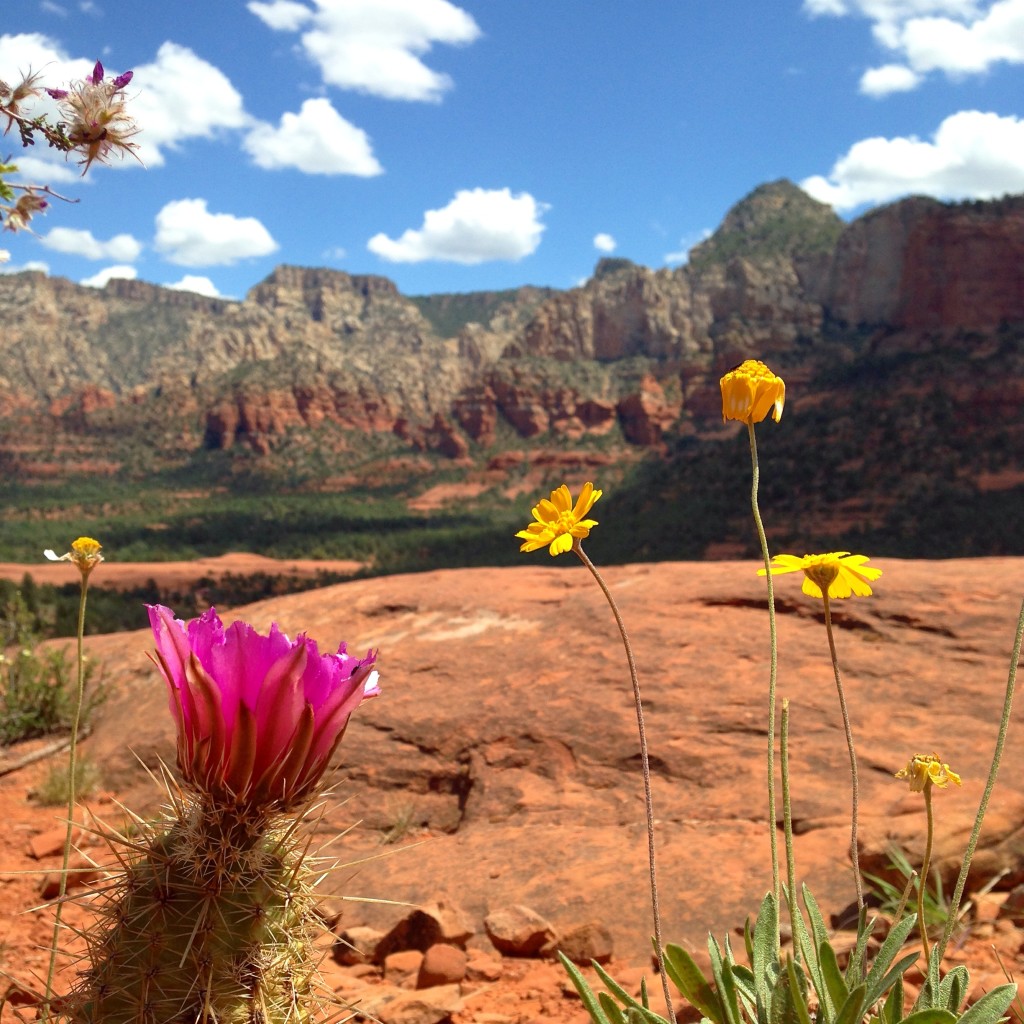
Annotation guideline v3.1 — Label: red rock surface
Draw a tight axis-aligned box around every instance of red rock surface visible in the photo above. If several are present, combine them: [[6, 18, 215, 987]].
[[2, 557, 1023, 1021], [0, 552, 364, 591]]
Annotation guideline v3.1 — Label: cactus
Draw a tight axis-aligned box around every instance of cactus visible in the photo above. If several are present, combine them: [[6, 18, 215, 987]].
[[60, 606, 379, 1024]]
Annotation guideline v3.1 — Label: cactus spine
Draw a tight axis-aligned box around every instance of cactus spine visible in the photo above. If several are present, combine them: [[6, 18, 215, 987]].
[[69, 790, 328, 1024], [56, 605, 380, 1024]]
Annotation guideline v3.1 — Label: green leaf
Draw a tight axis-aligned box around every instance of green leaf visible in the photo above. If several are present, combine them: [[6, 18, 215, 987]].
[[802, 886, 831, 959], [863, 915, 917, 1001], [732, 964, 758, 1019], [937, 965, 969, 1013], [664, 944, 723, 1024], [818, 936, 850, 1017], [897, 1010, 957, 1024], [559, 951, 615, 1024], [955, 984, 1018, 1024], [786, 884, 827, 1019], [915, 939, 944, 1011], [786, 957, 815, 1024], [834, 982, 867, 1024], [752, 893, 780, 1017], [599, 991, 627, 1024], [882, 978, 904, 1024], [593, 961, 670, 1024], [865, 951, 920, 1009], [717, 936, 744, 1024], [846, 905, 873, 986]]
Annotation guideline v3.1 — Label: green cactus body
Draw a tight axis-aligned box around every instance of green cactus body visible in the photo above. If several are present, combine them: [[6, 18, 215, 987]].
[[70, 796, 327, 1024]]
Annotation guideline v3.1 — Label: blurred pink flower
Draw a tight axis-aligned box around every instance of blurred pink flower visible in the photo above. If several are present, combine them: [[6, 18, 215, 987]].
[[148, 605, 379, 810]]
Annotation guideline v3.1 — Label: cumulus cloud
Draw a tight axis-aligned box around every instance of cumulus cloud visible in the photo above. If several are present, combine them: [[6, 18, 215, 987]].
[[859, 62, 922, 95], [243, 98, 382, 175], [130, 42, 249, 165], [0, 35, 246, 168], [803, 0, 1024, 96], [593, 233, 617, 253], [154, 198, 278, 266], [166, 274, 221, 297], [81, 265, 137, 288], [248, 0, 481, 101], [247, 0, 311, 29], [801, 109, 1024, 210], [0, 259, 49, 275], [0, 33, 101, 176], [40, 227, 142, 262], [367, 188, 547, 264]]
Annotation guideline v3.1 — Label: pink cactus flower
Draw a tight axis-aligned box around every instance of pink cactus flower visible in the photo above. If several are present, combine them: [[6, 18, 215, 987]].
[[148, 605, 379, 810]]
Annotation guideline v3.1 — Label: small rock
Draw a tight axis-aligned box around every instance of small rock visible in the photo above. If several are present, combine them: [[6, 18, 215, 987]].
[[418, 943, 468, 987], [376, 902, 473, 963], [29, 825, 85, 860], [484, 905, 557, 957], [385, 949, 425, 988], [465, 950, 504, 982], [974, 890, 1007, 923], [39, 852, 101, 900], [335, 925, 386, 966], [363, 983, 462, 1024], [999, 883, 1024, 925], [556, 922, 614, 965], [421, 899, 476, 946]]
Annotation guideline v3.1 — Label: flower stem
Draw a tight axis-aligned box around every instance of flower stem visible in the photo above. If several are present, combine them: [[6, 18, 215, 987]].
[[781, 699, 800, 952], [918, 784, 935, 963], [43, 571, 91, 1019], [933, 596, 1024, 964], [574, 541, 676, 1024], [822, 593, 864, 912], [747, 421, 781, 918]]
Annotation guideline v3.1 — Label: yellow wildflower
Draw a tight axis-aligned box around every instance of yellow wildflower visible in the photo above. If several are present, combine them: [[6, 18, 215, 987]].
[[45, 536, 104, 579], [720, 359, 786, 424], [759, 551, 881, 599], [516, 482, 602, 557], [895, 753, 962, 793]]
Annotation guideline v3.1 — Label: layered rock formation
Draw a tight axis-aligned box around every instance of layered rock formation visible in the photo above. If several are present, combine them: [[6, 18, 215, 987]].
[[0, 180, 1021, 555]]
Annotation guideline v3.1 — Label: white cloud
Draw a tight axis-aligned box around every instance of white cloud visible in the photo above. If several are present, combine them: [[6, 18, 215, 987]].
[[154, 198, 279, 266], [165, 274, 221, 297], [130, 42, 249, 166], [593, 233, 617, 253], [859, 62, 923, 94], [0, 35, 241, 172], [40, 227, 142, 261], [7, 154, 83, 184], [0, 259, 49, 275], [367, 188, 547, 264], [0, 34, 96, 178], [247, 0, 312, 30], [243, 98, 382, 175], [249, 0, 481, 102], [81, 264, 137, 288], [804, 0, 1024, 94], [0, 249, 9, 263], [801, 109, 1024, 210]]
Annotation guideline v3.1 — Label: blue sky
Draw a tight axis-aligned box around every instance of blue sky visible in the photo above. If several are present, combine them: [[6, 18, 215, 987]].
[[2, 0, 1023, 300]]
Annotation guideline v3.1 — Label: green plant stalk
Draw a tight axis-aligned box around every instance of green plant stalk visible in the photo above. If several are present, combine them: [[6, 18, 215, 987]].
[[574, 540, 677, 1024], [747, 421, 781, 918], [822, 592, 864, 911], [781, 698, 800, 954], [43, 569, 90, 1020], [933, 595, 1024, 965], [918, 784, 935, 963]]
